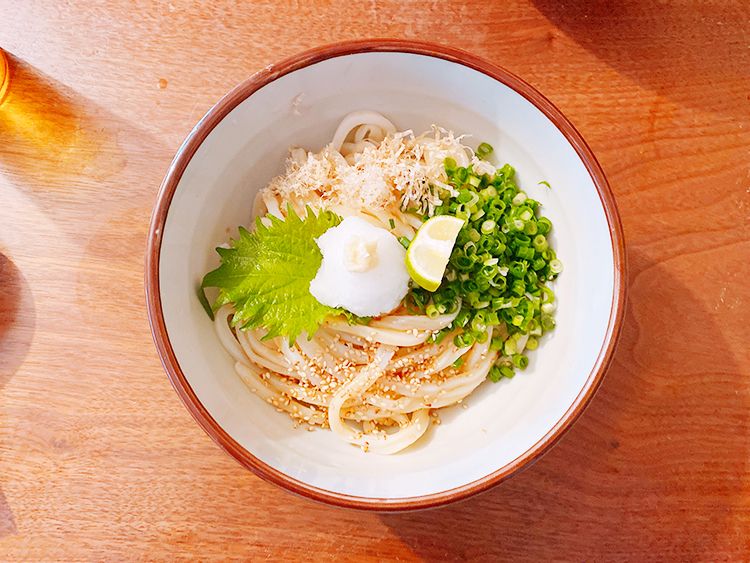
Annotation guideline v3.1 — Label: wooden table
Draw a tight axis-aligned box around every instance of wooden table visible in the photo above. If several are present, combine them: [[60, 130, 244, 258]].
[[1, 1, 748, 560]]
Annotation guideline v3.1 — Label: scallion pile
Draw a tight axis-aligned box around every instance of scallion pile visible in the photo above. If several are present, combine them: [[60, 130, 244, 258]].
[[407, 144, 561, 381]]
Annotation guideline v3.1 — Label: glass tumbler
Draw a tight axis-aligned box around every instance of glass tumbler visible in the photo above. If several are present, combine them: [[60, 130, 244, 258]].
[[0, 49, 9, 103]]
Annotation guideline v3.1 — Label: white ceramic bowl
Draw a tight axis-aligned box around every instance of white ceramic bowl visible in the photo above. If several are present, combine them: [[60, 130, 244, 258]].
[[146, 40, 626, 510]]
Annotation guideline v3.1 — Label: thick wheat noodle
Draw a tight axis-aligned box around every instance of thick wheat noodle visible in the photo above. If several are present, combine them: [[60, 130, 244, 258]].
[[365, 394, 425, 413], [279, 339, 324, 386], [243, 330, 285, 366], [371, 309, 459, 331], [252, 190, 267, 218], [402, 213, 424, 230], [262, 191, 283, 218], [362, 207, 417, 238], [211, 112, 510, 454], [235, 329, 293, 376], [327, 346, 432, 454], [340, 403, 410, 422], [251, 369, 332, 408], [235, 339, 372, 411], [331, 111, 397, 152], [295, 334, 344, 377], [289, 146, 307, 165], [405, 345, 471, 380], [313, 330, 371, 364], [341, 139, 376, 155], [218, 307, 493, 452], [217, 306, 491, 412], [324, 319, 432, 347], [390, 342, 440, 364], [387, 335, 495, 400], [234, 362, 327, 424], [353, 123, 387, 144], [239, 361, 418, 423], [383, 342, 469, 382], [214, 306, 250, 364], [221, 311, 495, 428], [287, 193, 308, 216], [319, 327, 369, 348]]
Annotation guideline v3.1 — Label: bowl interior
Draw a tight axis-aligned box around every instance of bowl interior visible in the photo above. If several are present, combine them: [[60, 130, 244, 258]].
[[157, 51, 616, 500]]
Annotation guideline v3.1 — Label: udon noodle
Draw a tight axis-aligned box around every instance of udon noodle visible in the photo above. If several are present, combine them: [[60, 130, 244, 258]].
[[215, 112, 498, 453]]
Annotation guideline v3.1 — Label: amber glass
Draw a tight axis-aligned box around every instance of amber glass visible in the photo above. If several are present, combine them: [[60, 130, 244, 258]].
[[0, 49, 9, 104]]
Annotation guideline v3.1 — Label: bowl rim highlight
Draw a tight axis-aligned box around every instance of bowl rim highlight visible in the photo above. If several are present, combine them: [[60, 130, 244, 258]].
[[145, 39, 627, 511]]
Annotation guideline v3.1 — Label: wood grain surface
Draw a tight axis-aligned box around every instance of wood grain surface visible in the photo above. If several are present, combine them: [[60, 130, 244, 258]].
[[0, 1, 748, 560]]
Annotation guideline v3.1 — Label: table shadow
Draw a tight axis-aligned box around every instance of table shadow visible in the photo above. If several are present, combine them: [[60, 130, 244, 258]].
[[0, 253, 35, 387], [380, 247, 748, 560], [0, 52, 128, 203], [0, 52, 171, 339], [0, 253, 35, 538], [532, 0, 750, 121], [0, 53, 166, 542]]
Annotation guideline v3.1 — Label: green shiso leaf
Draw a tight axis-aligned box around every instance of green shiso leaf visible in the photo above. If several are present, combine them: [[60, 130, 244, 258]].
[[201, 206, 343, 342]]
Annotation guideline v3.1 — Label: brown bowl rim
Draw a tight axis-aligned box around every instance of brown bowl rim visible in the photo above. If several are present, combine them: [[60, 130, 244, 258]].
[[145, 39, 627, 512]]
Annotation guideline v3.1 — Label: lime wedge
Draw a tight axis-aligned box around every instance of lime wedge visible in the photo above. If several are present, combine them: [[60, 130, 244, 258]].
[[405, 215, 464, 292]]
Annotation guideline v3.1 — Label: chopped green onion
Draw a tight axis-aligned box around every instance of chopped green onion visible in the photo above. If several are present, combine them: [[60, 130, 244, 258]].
[[453, 331, 476, 348], [461, 279, 479, 293], [415, 160, 558, 383], [509, 262, 526, 278], [389, 218, 396, 229], [398, 236, 411, 249], [533, 234, 548, 252], [477, 142, 494, 159], [541, 286, 555, 303], [430, 328, 449, 345], [471, 315, 487, 333], [512, 354, 529, 369], [515, 234, 531, 247], [453, 255, 473, 270], [470, 208, 486, 221], [512, 192, 527, 206], [454, 308, 471, 328], [537, 217, 552, 235], [517, 246, 534, 261], [480, 186, 497, 199], [488, 365, 503, 382], [481, 219, 496, 234]]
